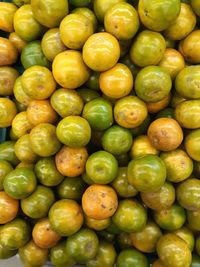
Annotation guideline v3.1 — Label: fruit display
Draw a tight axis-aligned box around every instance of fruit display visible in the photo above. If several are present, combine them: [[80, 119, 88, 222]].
[[0, 0, 200, 266]]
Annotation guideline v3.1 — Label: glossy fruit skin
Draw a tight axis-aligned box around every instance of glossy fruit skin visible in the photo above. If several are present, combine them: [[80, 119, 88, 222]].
[[66, 228, 99, 264], [30, 123, 61, 157], [158, 48, 185, 80], [164, 3, 196, 40], [111, 167, 137, 198], [179, 30, 200, 64], [141, 181, 175, 211], [147, 94, 171, 115], [0, 242, 17, 260], [57, 177, 86, 201], [177, 178, 200, 211], [0, 67, 19, 96], [82, 32, 120, 72], [16, 162, 34, 169], [9, 32, 27, 52], [77, 88, 100, 103], [187, 210, 200, 231], [85, 216, 111, 232], [56, 116, 91, 147], [0, 141, 19, 166], [156, 233, 192, 267], [35, 157, 64, 187], [19, 240, 48, 267], [32, 218, 61, 249], [191, 0, 200, 16], [14, 5, 44, 42], [54, 51, 90, 89], [55, 146, 88, 177], [175, 100, 200, 129], [50, 241, 76, 267], [128, 155, 166, 192], [82, 184, 118, 220], [21, 66, 56, 100], [14, 134, 38, 164], [0, 191, 19, 224], [21, 185, 55, 219], [0, 160, 13, 190], [130, 221, 162, 253], [12, 111, 33, 138], [82, 97, 113, 130], [112, 199, 147, 232], [104, 2, 139, 40], [51, 88, 84, 118], [31, 0, 69, 28], [94, 0, 127, 22], [175, 66, 200, 99], [86, 150, 118, 184], [0, 2, 17, 32], [41, 28, 66, 62], [135, 66, 172, 103], [0, 98, 17, 128], [153, 203, 186, 231], [114, 95, 148, 129], [0, 37, 18, 66], [0, 218, 31, 250], [116, 248, 148, 267], [173, 226, 194, 252], [60, 13, 94, 50], [130, 115, 151, 137], [72, 7, 98, 32], [130, 135, 159, 159], [138, 0, 181, 32], [185, 129, 200, 161], [86, 240, 116, 267], [160, 149, 193, 183], [49, 199, 83, 236], [3, 168, 37, 199], [147, 118, 183, 151], [21, 41, 51, 69], [130, 30, 166, 67], [27, 100, 57, 126], [13, 76, 32, 107]]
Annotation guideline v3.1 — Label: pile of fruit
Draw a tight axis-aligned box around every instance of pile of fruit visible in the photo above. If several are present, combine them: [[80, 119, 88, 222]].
[[0, 0, 200, 266]]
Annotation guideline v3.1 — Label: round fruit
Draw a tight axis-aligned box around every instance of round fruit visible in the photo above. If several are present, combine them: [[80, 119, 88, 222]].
[[175, 66, 200, 99], [52, 50, 90, 89], [157, 233, 192, 267], [114, 95, 148, 128], [0, 191, 19, 224], [21, 185, 55, 219], [187, 210, 200, 231], [0, 160, 13, 190], [0, 67, 19, 96], [13, 76, 32, 106], [9, 32, 27, 52], [191, 0, 200, 16], [112, 199, 147, 232], [130, 30, 166, 67], [3, 168, 37, 199], [130, 221, 162, 253], [72, 7, 98, 31], [153, 203, 186, 231], [0, 141, 19, 166], [116, 248, 148, 267], [19, 240, 48, 267], [141, 181, 175, 211], [128, 155, 166, 192], [0, 37, 18, 66], [0, 2, 17, 32], [99, 63, 133, 99], [56, 116, 91, 147], [173, 227, 194, 252], [50, 88, 84, 118], [12, 111, 33, 138], [32, 218, 61, 249], [0, 98, 17, 128], [86, 150, 118, 184], [49, 199, 83, 236], [0, 243, 17, 260], [147, 118, 183, 151], [31, 0, 69, 28], [30, 123, 61, 157], [66, 228, 99, 264], [104, 2, 139, 40], [160, 149, 193, 183], [82, 32, 120, 71], [55, 146, 88, 177], [138, 0, 181, 31], [135, 66, 172, 103], [185, 129, 200, 161], [85, 216, 111, 231], [60, 13, 94, 49], [82, 184, 118, 220]]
